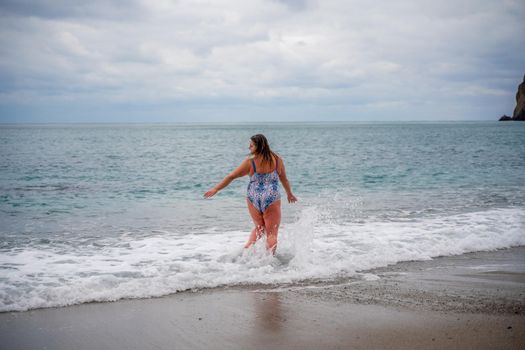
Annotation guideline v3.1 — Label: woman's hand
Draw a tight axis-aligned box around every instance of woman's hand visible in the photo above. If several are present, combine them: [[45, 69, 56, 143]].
[[287, 193, 298, 203], [204, 188, 218, 198]]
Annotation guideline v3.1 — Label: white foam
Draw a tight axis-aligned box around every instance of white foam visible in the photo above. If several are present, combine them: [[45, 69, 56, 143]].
[[1, 207, 524, 312], [359, 273, 381, 281]]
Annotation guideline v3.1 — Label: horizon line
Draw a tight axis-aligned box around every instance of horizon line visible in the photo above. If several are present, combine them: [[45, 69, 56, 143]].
[[0, 120, 505, 126]]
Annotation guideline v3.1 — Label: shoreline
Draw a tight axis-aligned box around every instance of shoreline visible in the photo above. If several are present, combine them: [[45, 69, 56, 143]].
[[280, 246, 525, 315], [1, 247, 524, 349]]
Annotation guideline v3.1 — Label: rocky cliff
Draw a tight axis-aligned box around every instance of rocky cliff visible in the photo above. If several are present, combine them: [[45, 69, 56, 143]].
[[512, 75, 525, 120]]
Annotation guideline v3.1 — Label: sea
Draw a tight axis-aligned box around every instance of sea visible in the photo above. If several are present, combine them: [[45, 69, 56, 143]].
[[1, 122, 524, 312]]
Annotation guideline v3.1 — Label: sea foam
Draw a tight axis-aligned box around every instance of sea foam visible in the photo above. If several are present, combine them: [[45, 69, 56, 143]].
[[0, 206, 524, 312]]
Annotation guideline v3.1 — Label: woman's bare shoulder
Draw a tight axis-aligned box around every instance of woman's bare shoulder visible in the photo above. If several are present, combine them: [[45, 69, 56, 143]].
[[275, 154, 285, 173], [241, 157, 253, 167]]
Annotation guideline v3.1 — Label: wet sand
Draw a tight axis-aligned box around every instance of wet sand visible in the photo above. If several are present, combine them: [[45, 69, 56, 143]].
[[1, 247, 524, 350]]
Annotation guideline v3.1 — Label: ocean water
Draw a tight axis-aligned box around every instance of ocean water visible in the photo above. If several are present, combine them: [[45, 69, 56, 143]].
[[1, 122, 524, 312]]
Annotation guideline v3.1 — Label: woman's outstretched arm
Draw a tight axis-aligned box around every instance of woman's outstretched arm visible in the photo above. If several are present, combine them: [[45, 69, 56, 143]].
[[277, 159, 297, 203], [204, 159, 251, 198]]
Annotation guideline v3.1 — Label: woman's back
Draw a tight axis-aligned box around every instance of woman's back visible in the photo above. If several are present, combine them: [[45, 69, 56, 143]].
[[249, 155, 279, 175]]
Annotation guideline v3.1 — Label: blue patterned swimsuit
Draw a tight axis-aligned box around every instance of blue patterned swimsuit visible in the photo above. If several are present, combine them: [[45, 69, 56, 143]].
[[247, 158, 281, 213]]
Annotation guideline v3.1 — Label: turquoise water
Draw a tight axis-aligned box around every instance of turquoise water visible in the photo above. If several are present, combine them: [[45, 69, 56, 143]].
[[1, 122, 524, 311]]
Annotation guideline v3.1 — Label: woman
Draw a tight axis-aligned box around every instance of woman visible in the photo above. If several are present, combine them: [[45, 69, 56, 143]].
[[204, 134, 297, 254]]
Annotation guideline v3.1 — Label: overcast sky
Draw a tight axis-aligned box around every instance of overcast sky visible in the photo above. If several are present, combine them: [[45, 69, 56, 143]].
[[1, 0, 524, 122]]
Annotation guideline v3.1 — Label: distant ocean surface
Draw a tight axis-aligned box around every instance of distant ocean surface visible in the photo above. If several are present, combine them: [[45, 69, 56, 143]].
[[1, 122, 524, 312]]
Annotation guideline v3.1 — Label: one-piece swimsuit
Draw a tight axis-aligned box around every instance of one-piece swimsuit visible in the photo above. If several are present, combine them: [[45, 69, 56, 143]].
[[247, 157, 281, 213]]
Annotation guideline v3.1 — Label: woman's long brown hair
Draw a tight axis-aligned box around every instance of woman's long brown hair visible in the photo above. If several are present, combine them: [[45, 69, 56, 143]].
[[250, 134, 279, 167]]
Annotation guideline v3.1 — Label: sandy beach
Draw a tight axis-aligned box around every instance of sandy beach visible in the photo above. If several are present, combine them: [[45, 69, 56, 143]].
[[1, 247, 524, 350]]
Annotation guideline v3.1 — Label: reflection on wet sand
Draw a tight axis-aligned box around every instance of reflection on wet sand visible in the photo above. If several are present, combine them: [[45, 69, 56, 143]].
[[254, 292, 285, 333]]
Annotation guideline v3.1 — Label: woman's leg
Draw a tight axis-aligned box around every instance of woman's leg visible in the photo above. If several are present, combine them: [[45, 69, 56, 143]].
[[244, 227, 262, 248], [245, 199, 265, 248], [263, 200, 281, 254]]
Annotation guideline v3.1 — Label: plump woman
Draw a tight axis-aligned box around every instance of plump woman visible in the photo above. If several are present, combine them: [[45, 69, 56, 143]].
[[204, 134, 297, 254]]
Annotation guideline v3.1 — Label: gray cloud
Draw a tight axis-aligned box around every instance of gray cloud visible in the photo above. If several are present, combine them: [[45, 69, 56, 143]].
[[0, 0, 144, 20], [271, 0, 313, 11], [0, 0, 524, 122]]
